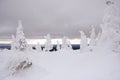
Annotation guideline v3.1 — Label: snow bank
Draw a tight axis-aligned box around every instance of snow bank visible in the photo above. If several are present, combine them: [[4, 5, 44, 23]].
[[0, 48, 120, 80]]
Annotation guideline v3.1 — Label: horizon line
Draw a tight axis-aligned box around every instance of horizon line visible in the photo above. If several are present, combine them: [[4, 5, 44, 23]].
[[0, 38, 90, 44]]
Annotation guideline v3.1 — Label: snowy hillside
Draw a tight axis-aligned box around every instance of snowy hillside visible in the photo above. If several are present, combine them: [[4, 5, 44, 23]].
[[0, 48, 120, 80]]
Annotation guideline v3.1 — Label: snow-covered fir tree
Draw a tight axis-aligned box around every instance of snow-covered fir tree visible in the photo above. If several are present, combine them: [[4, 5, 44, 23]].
[[44, 34, 53, 51], [14, 20, 27, 51], [89, 25, 96, 46], [61, 36, 72, 50], [61, 36, 67, 49], [99, 0, 120, 52], [9, 20, 32, 74], [79, 31, 88, 49]]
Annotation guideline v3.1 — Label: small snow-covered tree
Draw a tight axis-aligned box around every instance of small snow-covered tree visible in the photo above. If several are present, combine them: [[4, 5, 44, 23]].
[[36, 42, 42, 52], [44, 34, 53, 51], [99, 0, 120, 52], [89, 25, 96, 46], [79, 31, 88, 49], [61, 36, 68, 49], [56, 41, 61, 51], [96, 32, 102, 45], [61, 36, 72, 50], [15, 20, 27, 51]]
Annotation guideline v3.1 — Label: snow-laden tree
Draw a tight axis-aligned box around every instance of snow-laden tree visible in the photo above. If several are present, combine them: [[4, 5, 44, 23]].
[[89, 25, 96, 46], [44, 34, 53, 51], [99, 0, 120, 52], [96, 32, 102, 45], [9, 20, 32, 75], [79, 31, 88, 49], [61, 36, 72, 50], [15, 20, 27, 51], [56, 41, 61, 51], [96, 32, 101, 41], [36, 42, 42, 52], [61, 36, 68, 49]]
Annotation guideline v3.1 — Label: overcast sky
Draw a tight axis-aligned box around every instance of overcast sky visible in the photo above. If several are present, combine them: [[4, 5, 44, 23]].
[[0, 0, 108, 39]]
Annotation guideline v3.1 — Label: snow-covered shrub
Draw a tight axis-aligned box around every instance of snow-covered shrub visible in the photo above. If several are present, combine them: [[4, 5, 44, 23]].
[[8, 58, 32, 75], [1, 52, 32, 76]]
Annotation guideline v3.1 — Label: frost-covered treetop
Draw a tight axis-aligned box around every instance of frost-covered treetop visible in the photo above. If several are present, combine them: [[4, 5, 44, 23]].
[[44, 34, 50, 39], [103, 0, 120, 28], [45, 34, 50, 39], [62, 36, 68, 44], [44, 34, 51, 43], [104, 0, 120, 17], [12, 35, 15, 40], [79, 31, 85, 36], [17, 20, 23, 32], [16, 20, 25, 39]]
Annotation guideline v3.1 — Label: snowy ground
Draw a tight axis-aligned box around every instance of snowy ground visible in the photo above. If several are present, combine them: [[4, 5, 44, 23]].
[[0, 47, 120, 80]]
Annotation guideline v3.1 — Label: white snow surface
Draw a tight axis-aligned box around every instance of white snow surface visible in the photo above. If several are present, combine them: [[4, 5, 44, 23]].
[[0, 47, 120, 80]]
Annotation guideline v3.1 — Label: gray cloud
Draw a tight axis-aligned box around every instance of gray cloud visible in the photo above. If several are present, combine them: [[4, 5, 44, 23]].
[[0, 0, 107, 39]]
